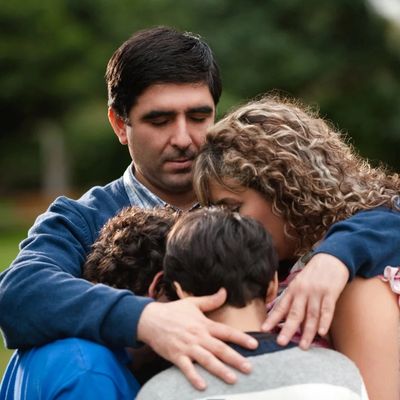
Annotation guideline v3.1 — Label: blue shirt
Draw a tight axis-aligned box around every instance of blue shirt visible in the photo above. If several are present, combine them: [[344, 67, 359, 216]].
[[0, 338, 139, 400]]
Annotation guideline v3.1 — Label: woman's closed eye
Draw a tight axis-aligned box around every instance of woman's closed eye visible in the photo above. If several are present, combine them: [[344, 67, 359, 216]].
[[212, 201, 242, 213]]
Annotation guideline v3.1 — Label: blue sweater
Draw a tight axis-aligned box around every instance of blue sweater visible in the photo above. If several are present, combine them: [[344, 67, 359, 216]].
[[0, 177, 152, 349], [1, 176, 400, 350]]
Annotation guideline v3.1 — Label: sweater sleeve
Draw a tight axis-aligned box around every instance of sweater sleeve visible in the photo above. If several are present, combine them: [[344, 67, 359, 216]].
[[313, 207, 400, 279], [0, 189, 153, 349]]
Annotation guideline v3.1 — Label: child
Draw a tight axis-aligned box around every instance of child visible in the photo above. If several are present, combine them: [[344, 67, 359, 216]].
[[138, 207, 367, 399], [0, 206, 177, 400]]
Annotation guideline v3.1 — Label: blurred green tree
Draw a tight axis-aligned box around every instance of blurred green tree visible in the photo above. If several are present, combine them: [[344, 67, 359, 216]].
[[187, 0, 400, 167], [0, 0, 399, 195]]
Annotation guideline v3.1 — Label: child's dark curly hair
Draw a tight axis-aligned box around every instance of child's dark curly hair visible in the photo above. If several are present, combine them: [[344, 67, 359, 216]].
[[83, 206, 178, 296]]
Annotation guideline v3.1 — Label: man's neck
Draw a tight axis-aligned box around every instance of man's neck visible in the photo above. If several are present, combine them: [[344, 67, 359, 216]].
[[206, 299, 267, 332], [133, 167, 197, 210], [150, 188, 197, 210], [161, 192, 197, 211]]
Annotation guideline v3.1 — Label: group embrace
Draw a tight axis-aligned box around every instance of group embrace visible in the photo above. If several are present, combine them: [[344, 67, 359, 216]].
[[1, 26, 399, 400]]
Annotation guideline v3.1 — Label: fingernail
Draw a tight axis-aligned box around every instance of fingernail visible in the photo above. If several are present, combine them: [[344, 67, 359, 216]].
[[196, 379, 207, 390], [277, 335, 287, 345], [300, 338, 311, 349], [241, 361, 252, 373], [318, 327, 327, 336], [226, 371, 237, 383], [248, 338, 258, 348], [261, 323, 269, 331]]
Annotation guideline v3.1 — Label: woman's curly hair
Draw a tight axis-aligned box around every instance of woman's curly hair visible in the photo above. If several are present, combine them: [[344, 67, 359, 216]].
[[193, 94, 400, 256], [83, 206, 178, 295]]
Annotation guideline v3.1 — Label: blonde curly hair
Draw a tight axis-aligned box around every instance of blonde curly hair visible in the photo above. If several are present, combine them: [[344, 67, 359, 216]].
[[193, 95, 400, 256]]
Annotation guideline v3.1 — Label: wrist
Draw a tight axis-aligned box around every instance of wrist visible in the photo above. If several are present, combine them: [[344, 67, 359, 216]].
[[313, 252, 350, 282], [137, 301, 158, 345]]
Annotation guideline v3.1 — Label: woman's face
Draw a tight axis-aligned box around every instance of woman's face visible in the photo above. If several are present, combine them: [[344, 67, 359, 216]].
[[208, 179, 296, 261]]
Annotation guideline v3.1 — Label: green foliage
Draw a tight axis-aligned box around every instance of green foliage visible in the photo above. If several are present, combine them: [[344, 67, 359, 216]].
[[0, 229, 26, 270], [0, 229, 25, 376], [187, 0, 400, 167], [1, 0, 399, 193], [0, 348, 13, 380]]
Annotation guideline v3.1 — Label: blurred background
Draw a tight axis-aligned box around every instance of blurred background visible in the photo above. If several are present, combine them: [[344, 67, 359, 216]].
[[1, 0, 400, 375]]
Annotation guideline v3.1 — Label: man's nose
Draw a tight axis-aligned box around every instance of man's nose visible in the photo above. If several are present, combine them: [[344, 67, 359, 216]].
[[170, 117, 192, 149]]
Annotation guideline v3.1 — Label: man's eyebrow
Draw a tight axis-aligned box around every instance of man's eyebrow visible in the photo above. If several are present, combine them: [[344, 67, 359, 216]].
[[187, 106, 213, 114], [141, 110, 176, 121], [141, 106, 213, 121]]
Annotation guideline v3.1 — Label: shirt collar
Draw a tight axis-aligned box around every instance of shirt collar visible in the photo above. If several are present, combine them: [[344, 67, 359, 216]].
[[123, 163, 201, 212], [123, 164, 166, 209]]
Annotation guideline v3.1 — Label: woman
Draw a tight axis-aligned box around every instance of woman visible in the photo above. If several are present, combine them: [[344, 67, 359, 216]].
[[193, 95, 400, 399]]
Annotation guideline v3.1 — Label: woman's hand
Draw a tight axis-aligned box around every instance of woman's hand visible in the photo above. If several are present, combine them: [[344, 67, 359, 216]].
[[262, 253, 349, 349], [137, 288, 258, 390]]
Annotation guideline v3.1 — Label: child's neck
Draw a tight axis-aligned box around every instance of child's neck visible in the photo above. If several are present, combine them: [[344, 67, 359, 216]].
[[206, 298, 267, 332]]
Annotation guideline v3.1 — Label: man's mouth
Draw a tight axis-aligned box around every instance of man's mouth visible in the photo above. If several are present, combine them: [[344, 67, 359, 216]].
[[165, 158, 193, 170]]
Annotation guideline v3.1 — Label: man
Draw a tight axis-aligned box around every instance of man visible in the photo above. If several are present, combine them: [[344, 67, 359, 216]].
[[0, 27, 257, 392], [137, 208, 367, 399]]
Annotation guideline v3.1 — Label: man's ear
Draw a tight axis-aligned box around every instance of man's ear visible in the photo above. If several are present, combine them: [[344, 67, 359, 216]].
[[173, 281, 191, 299], [148, 271, 164, 299], [108, 107, 128, 145], [266, 272, 279, 304]]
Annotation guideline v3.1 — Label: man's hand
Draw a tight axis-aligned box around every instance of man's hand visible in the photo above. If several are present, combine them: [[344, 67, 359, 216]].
[[262, 253, 350, 349], [137, 288, 258, 390]]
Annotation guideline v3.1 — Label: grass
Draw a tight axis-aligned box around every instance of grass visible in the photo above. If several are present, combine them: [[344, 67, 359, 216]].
[[0, 229, 27, 378]]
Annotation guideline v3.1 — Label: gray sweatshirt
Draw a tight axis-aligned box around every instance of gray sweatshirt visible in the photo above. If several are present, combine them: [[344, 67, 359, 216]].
[[137, 347, 367, 400]]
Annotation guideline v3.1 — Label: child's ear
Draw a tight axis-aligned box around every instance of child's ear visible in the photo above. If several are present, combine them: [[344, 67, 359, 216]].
[[173, 281, 192, 299], [266, 272, 279, 304], [148, 271, 164, 299]]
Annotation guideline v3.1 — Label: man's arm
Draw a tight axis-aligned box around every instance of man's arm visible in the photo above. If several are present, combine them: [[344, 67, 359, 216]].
[[0, 191, 258, 389], [0, 193, 151, 349]]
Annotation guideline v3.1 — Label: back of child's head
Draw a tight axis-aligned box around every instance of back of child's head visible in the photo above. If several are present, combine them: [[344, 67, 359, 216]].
[[83, 206, 177, 296], [163, 207, 278, 307]]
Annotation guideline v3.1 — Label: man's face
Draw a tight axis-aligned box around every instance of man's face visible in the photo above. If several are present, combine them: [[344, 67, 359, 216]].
[[114, 83, 215, 203]]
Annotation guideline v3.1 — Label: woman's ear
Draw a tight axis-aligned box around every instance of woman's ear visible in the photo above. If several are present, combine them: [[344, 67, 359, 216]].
[[108, 107, 128, 145], [173, 281, 192, 299], [266, 272, 279, 304]]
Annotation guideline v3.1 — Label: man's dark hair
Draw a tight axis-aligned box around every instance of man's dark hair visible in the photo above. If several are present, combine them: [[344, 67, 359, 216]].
[[105, 26, 222, 121], [163, 208, 278, 307], [83, 206, 177, 296]]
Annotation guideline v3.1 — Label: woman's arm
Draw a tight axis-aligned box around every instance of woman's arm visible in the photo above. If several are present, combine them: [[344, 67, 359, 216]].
[[263, 207, 400, 348], [330, 277, 399, 400], [314, 207, 400, 278]]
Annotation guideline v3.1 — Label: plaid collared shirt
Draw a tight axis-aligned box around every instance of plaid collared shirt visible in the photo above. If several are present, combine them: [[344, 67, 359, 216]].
[[123, 164, 200, 212]]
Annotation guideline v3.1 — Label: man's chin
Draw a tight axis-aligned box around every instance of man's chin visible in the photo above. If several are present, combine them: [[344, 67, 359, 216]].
[[163, 177, 193, 193]]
